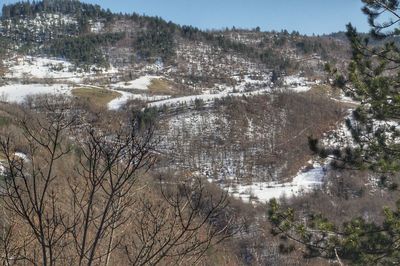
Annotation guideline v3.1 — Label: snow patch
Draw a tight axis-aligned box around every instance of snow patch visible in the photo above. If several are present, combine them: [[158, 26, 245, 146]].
[[111, 76, 162, 90], [5, 56, 118, 83], [226, 162, 326, 204], [107, 90, 170, 110], [283, 75, 311, 92], [14, 152, 29, 161], [0, 83, 72, 103]]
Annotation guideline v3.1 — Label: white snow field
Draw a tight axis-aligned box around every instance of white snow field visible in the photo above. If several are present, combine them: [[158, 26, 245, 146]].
[[111, 75, 162, 90], [0, 84, 72, 103], [107, 90, 133, 110], [5, 56, 118, 83], [227, 161, 327, 204], [108, 91, 170, 110], [0, 82, 169, 110]]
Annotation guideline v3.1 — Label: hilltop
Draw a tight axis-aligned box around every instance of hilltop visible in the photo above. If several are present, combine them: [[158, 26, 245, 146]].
[[0, 0, 349, 81]]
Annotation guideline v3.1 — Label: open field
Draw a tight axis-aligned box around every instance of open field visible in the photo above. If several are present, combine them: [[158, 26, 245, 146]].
[[148, 78, 177, 95], [72, 87, 121, 107]]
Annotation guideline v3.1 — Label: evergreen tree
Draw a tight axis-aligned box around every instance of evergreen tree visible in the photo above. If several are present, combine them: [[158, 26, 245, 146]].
[[269, 1, 400, 264]]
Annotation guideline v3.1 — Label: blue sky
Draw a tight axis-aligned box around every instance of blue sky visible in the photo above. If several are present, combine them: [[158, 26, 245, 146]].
[[1, 0, 370, 35]]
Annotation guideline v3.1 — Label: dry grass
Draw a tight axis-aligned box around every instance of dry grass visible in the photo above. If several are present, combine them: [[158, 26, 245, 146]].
[[307, 84, 340, 98], [72, 87, 121, 107], [307, 84, 358, 109], [148, 78, 177, 95]]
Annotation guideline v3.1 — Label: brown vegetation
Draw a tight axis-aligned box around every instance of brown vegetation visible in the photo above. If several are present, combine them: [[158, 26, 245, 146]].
[[72, 87, 120, 108], [0, 96, 236, 265], [158, 91, 345, 185]]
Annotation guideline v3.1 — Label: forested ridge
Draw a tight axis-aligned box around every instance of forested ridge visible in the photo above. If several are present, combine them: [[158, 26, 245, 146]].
[[0, 0, 347, 70]]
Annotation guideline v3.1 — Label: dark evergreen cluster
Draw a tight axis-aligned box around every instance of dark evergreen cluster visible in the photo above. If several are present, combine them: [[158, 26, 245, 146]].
[[295, 39, 323, 54], [0, 1, 121, 67], [259, 48, 291, 70], [1, 0, 112, 21], [0, 37, 10, 58], [133, 21, 177, 63], [47, 32, 125, 67], [1, 17, 79, 49]]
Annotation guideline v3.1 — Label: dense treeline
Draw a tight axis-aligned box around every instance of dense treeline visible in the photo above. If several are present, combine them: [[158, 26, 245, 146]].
[[133, 22, 259, 64], [47, 32, 125, 67], [1, 0, 112, 21], [2, 0, 113, 36], [135, 23, 306, 70], [0, 0, 346, 71], [130, 17, 263, 65], [179, 25, 294, 69], [134, 24, 176, 62]]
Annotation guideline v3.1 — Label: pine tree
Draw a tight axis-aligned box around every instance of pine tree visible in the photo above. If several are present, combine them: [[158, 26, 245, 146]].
[[269, 1, 400, 264]]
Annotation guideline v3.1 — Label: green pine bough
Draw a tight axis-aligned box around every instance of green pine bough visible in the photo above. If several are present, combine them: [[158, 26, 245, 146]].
[[269, 1, 400, 264]]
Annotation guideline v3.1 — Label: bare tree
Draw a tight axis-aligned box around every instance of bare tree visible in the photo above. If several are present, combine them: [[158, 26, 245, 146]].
[[67, 121, 156, 266], [0, 96, 236, 265], [0, 97, 76, 265], [123, 177, 236, 266]]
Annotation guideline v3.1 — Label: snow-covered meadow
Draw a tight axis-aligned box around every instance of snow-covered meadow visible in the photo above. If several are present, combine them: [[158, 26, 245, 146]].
[[110, 75, 162, 90], [0, 84, 72, 103], [4, 56, 118, 83]]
